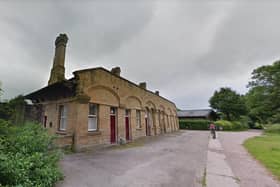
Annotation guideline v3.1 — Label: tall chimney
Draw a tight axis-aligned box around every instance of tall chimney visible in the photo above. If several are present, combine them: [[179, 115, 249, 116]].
[[48, 33, 68, 85]]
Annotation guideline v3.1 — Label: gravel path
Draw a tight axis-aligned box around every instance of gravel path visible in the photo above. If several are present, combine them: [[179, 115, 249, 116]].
[[218, 130, 280, 187], [56, 130, 209, 187]]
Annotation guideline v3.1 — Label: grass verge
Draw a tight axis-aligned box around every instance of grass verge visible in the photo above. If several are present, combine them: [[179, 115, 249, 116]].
[[202, 168, 207, 187], [244, 133, 280, 181]]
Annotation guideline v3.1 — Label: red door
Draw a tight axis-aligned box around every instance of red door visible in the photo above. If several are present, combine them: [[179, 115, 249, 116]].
[[110, 115, 116, 143], [125, 116, 130, 140]]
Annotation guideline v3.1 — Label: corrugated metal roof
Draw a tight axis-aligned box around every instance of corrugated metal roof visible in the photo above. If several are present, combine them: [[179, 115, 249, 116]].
[[177, 109, 214, 118]]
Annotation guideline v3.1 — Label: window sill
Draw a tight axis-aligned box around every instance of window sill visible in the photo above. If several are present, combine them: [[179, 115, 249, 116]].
[[136, 128, 143, 130], [88, 131, 101, 136], [56, 131, 67, 135]]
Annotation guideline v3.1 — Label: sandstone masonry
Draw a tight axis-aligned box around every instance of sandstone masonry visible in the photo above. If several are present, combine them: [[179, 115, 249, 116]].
[[26, 34, 179, 151]]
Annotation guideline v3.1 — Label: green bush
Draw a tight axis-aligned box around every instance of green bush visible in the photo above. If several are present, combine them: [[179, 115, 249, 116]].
[[232, 121, 243, 130], [253, 123, 264, 129], [0, 120, 63, 187], [265, 124, 280, 134], [215, 120, 233, 130], [215, 120, 248, 131], [179, 119, 211, 130], [239, 116, 251, 128]]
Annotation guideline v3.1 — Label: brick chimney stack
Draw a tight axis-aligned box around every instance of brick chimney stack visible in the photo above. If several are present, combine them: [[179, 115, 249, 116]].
[[48, 33, 68, 85], [111, 67, 121, 76], [139, 82, 147, 89]]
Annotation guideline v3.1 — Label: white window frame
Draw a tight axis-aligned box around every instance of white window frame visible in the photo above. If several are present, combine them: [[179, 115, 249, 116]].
[[88, 103, 98, 132], [59, 105, 67, 131]]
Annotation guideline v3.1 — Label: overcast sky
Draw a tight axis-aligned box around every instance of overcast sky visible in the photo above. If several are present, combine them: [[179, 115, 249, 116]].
[[0, 0, 279, 109]]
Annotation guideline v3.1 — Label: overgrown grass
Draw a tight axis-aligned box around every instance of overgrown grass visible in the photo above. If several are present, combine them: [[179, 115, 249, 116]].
[[264, 124, 280, 134], [244, 131, 280, 181], [202, 168, 207, 187]]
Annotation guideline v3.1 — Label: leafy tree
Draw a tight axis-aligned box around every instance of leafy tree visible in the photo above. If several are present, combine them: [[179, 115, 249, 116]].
[[209, 87, 247, 120], [245, 87, 273, 123], [247, 61, 280, 123], [0, 81, 2, 100], [0, 95, 26, 124]]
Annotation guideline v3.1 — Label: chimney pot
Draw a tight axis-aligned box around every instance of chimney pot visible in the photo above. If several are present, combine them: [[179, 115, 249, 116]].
[[55, 34, 68, 47], [111, 67, 121, 76], [139, 82, 147, 89]]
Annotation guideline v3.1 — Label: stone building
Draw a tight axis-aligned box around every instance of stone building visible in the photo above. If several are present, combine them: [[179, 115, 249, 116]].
[[26, 34, 179, 151]]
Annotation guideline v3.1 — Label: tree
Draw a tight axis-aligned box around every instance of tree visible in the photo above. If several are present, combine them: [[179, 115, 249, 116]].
[[0, 95, 26, 124], [247, 60, 280, 123], [209, 87, 247, 120], [0, 81, 2, 100], [245, 87, 273, 123]]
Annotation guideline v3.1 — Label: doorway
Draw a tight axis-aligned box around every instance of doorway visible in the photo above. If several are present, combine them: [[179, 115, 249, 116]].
[[125, 109, 130, 141], [110, 107, 117, 143]]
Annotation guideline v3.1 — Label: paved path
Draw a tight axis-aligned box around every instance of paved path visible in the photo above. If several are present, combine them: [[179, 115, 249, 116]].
[[57, 130, 209, 187], [207, 135, 239, 187], [57, 130, 280, 187], [218, 131, 280, 187]]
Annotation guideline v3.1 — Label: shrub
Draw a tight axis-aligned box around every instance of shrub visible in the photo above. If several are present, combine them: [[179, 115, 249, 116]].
[[0, 120, 63, 187], [253, 123, 264, 129], [215, 120, 233, 130], [239, 116, 251, 128], [265, 124, 280, 134], [179, 119, 211, 130], [215, 120, 248, 131]]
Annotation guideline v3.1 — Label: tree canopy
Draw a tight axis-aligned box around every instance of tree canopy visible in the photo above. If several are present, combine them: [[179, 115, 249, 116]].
[[0, 81, 2, 99], [209, 87, 247, 120], [246, 61, 280, 123]]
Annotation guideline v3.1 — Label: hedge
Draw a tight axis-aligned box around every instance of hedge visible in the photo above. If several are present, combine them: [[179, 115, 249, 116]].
[[179, 119, 211, 130]]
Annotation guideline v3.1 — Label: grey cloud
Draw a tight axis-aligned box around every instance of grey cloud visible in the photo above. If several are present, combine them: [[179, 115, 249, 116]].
[[1, 1, 280, 109], [0, 1, 155, 99]]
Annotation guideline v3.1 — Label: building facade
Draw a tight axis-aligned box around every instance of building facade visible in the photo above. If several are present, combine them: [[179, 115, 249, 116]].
[[26, 34, 179, 151]]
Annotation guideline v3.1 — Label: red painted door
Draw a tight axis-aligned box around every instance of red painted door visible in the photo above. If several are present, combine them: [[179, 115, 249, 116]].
[[110, 115, 116, 143], [125, 116, 130, 140]]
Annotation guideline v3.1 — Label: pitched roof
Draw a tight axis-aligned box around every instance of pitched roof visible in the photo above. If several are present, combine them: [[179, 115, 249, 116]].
[[25, 79, 76, 101], [177, 109, 214, 118]]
